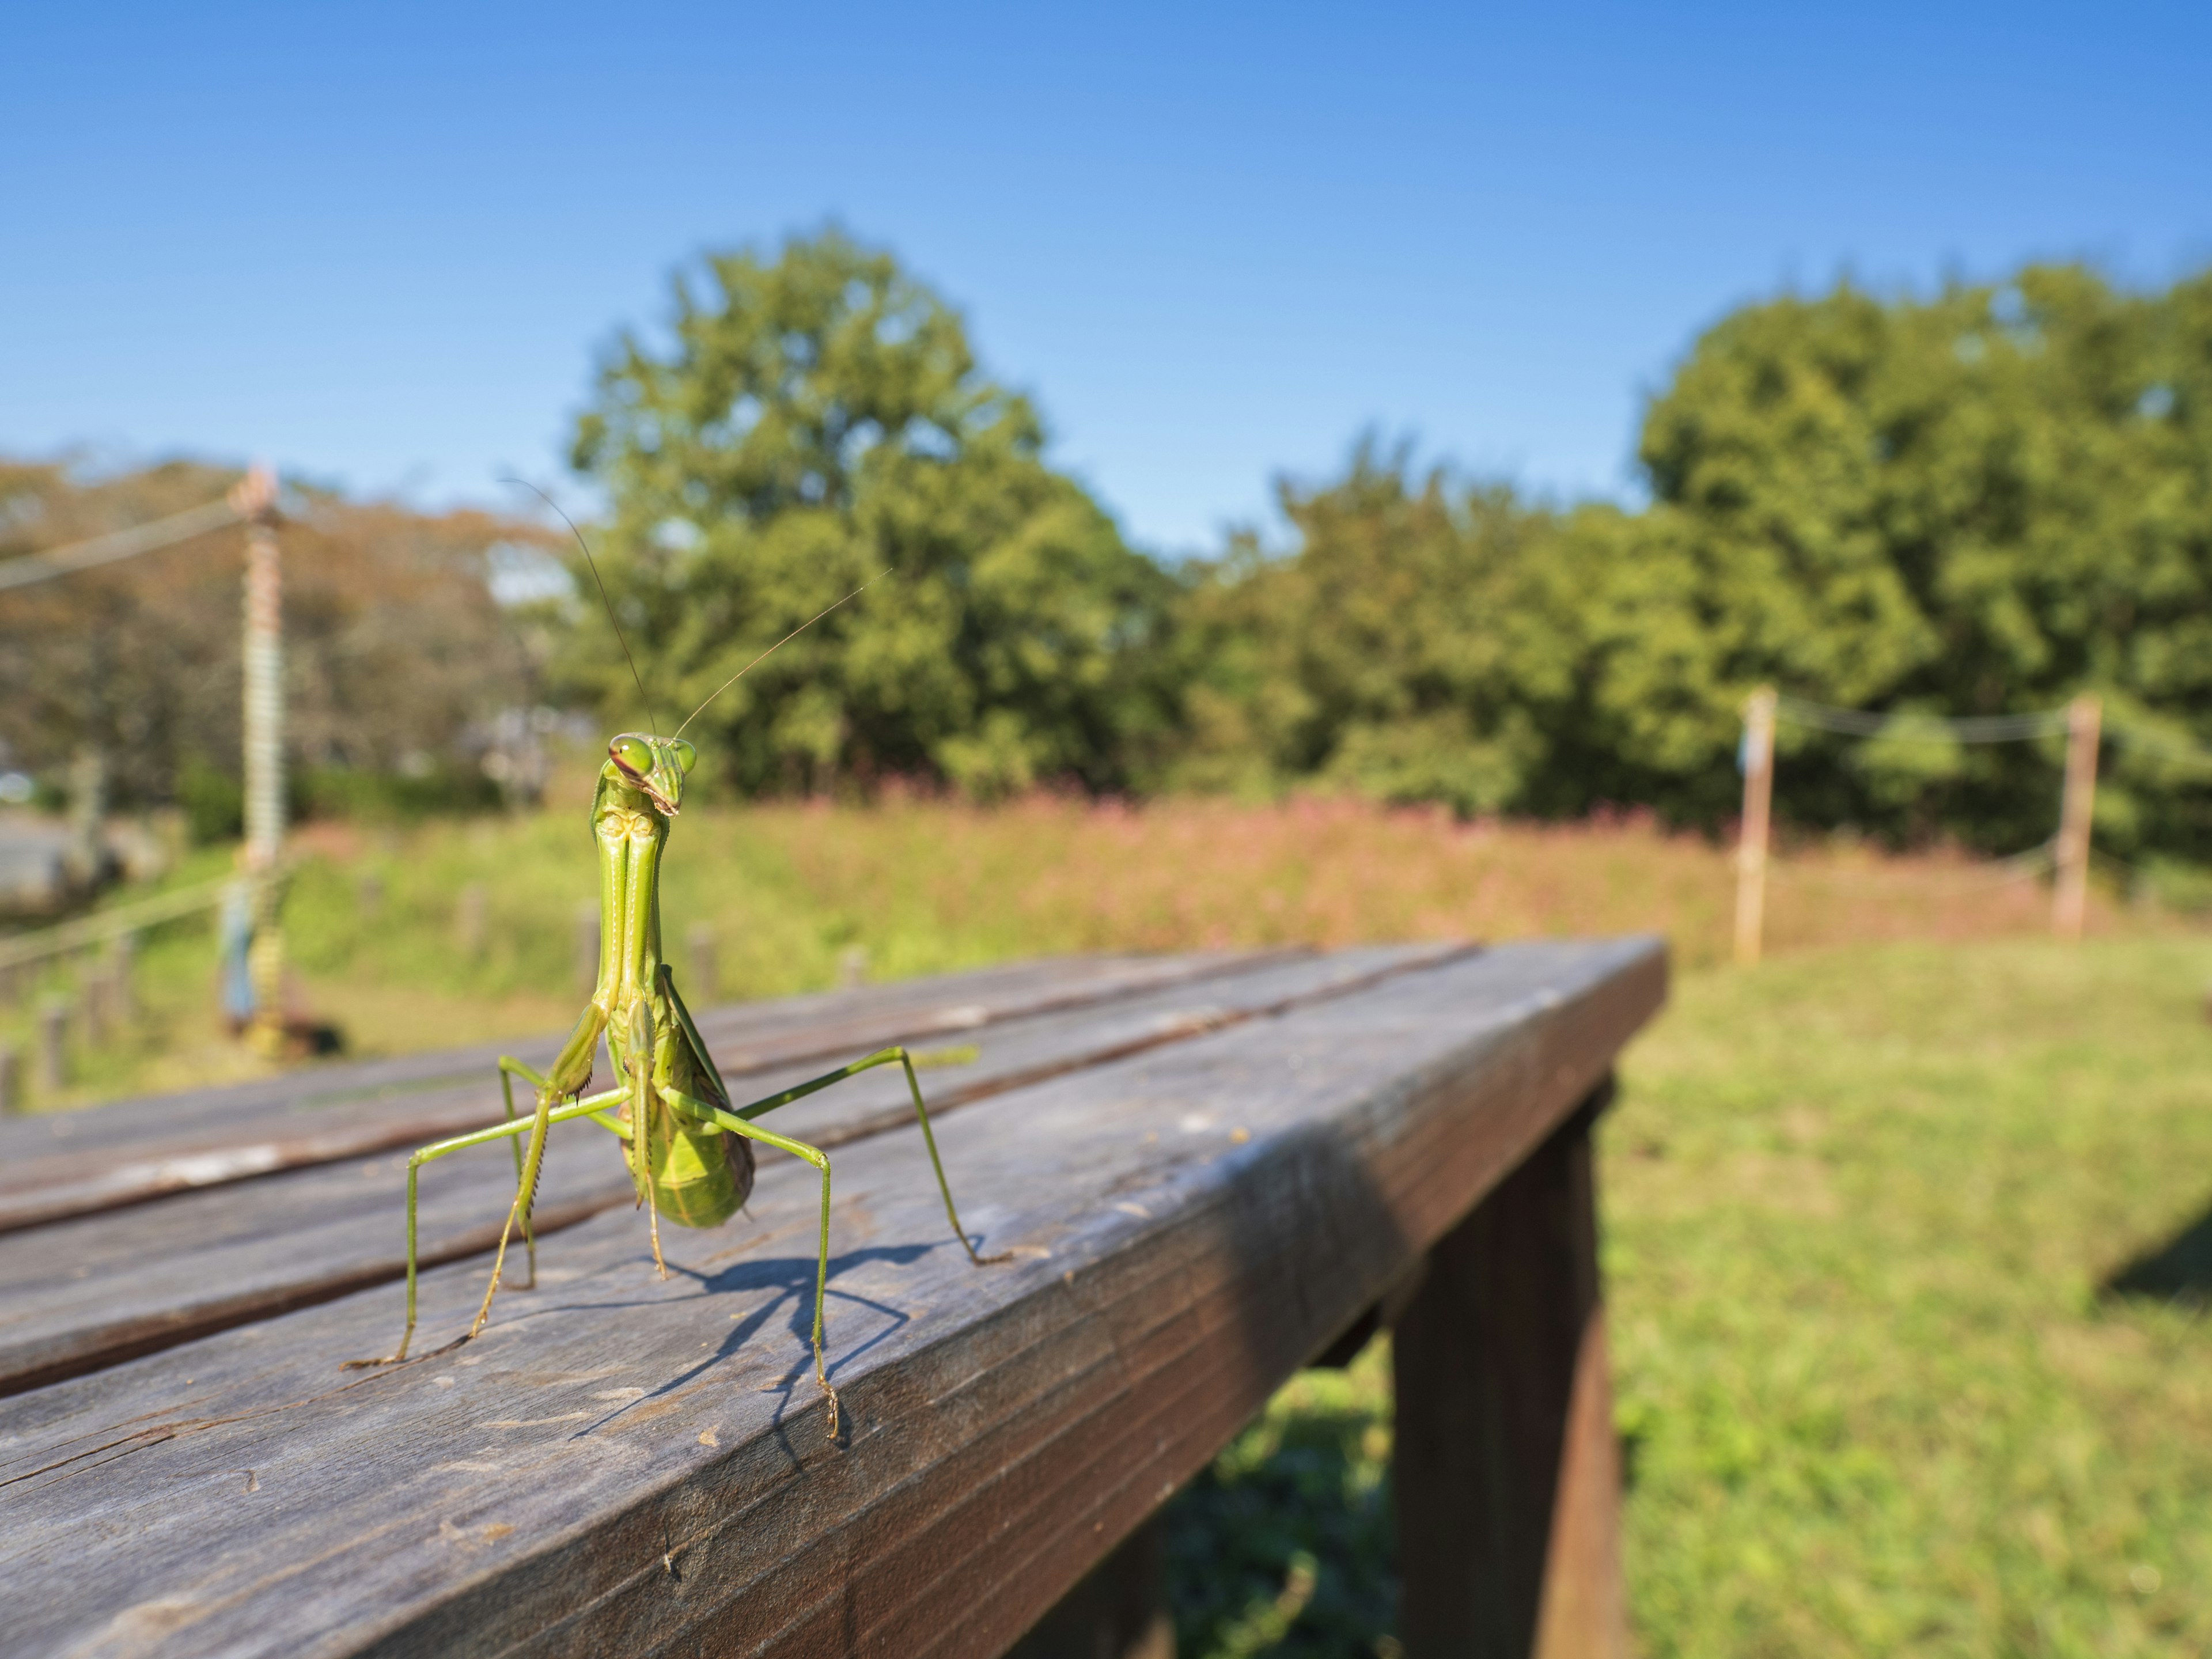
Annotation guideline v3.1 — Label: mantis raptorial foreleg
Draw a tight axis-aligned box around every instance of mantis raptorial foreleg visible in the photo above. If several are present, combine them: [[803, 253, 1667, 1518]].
[[660, 1043, 1008, 1437], [343, 1081, 630, 1368], [465, 995, 618, 1342], [627, 999, 668, 1281], [498, 1060, 546, 1286], [469, 1084, 554, 1343]]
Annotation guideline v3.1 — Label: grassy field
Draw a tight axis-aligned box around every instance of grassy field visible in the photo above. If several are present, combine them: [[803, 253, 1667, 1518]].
[[1609, 938, 2212, 1657], [0, 788, 2115, 1109], [1171, 937, 2212, 1658], [3, 796, 2207, 1654]]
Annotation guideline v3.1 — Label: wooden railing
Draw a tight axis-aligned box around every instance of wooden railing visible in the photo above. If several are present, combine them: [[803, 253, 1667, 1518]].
[[0, 938, 1665, 1657]]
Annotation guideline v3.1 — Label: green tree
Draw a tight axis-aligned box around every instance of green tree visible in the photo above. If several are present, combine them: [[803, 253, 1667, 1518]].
[[1168, 442, 1599, 816], [1619, 264, 2212, 853], [569, 229, 1175, 798], [1175, 264, 2212, 859]]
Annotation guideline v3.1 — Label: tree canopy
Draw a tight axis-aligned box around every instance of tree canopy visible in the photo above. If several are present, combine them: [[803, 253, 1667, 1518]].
[[1627, 264, 2212, 853], [567, 229, 1174, 798], [1176, 265, 2212, 858], [16, 249, 2211, 868], [0, 458, 546, 828]]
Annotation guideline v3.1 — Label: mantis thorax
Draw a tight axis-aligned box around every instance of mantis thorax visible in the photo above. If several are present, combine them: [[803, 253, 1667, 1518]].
[[589, 733, 692, 1018]]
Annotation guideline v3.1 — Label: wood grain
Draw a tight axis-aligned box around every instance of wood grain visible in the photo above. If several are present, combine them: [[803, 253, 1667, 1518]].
[[0, 945, 1465, 1396], [0, 951, 1283, 1234], [0, 937, 1664, 1659]]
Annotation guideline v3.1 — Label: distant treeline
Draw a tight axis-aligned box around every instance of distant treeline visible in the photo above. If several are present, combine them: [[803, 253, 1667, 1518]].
[[563, 233, 2212, 860], [5, 233, 2209, 861], [0, 460, 552, 837]]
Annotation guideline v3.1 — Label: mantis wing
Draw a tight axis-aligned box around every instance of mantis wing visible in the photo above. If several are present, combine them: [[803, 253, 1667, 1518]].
[[657, 963, 733, 1112]]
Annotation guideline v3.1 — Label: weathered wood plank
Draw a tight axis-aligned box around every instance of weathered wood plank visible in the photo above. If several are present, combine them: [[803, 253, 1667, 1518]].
[[0, 938, 1664, 1659], [0, 950, 1283, 1233], [705, 940, 1473, 1157], [0, 945, 1465, 1395]]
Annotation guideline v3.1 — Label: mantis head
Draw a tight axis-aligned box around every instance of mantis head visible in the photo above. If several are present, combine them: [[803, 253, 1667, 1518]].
[[608, 733, 698, 817]]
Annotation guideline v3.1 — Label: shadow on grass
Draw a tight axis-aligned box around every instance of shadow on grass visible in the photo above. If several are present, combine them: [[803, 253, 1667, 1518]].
[[1163, 1344, 1399, 1659], [2106, 1199, 2212, 1308]]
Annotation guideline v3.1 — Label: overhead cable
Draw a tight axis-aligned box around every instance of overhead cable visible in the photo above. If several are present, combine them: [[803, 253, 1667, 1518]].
[[1764, 838, 2056, 893], [0, 495, 243, 592], [2105, 725, 2212, 768], [1772, 695, 2071, 742]]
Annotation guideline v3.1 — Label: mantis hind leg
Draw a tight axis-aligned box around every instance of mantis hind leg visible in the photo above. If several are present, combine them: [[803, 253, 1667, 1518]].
[[726, 1045, 1009, 1265], [343, 1080, 627, 1369], [662, 1086, 843, 1436], [468, 1084, 554, 1343], [662, 1050, 1005, 1440]]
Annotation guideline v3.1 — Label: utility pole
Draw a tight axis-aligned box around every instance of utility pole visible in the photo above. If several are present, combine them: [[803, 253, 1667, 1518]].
[[2052, 692, 2102, 941], [1733, 687, 1777, 967], [231, 464, 287, 1050]]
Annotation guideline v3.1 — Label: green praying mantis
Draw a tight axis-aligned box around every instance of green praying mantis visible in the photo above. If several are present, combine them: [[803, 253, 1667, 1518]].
[[344, 505, 1005, 1438]]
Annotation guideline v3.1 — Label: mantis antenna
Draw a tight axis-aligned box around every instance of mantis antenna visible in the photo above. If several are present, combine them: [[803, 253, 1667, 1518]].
[[499, 477, 658, 734], [672, 569, 890, 738]]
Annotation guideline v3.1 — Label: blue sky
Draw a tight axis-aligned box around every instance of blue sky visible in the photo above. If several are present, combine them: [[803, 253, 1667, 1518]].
[[4, 2, 2206, 555]]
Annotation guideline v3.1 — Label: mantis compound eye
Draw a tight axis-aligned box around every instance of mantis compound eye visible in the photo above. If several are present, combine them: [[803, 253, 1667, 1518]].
[[610, 735, 653, 777], [671, 740, 698, 775]]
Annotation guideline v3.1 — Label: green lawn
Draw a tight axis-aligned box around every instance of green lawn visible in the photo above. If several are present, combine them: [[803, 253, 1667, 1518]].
[[1170, 937, 2212, 1657]]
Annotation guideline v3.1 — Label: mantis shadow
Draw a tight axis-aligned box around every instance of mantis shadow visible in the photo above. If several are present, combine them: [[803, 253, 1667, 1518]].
[[2104, 1196, 2212, 1308], [560, 1239, 946, 1440]]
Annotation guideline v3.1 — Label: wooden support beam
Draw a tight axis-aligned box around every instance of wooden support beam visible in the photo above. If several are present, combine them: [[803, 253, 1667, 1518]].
[[1394, 1081, 1630, 1659], [1006, 1516, 1173, 1659]]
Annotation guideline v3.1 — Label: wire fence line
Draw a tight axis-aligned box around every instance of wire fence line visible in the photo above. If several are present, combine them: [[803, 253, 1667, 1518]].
[[1763, 838, 2057, 895], [1769, 693, 2212, 768], [0, 878, 238, 974], [2105, 725, 2212, 769], [1772, 695, 2073, 742], [0, 496, 245, 593]]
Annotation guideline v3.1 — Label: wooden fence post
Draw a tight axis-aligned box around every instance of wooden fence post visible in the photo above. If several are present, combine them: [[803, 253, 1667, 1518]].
[[110, 930, 138, 1027], [81, 964, 110, 1044], [0, 1043, 18, 1114], [236, 464, 287, 1048], [1393, 1081, 1629, 1659], [687, 922, 719, 1004], [456, 884, 488, 960], [2053, 692, 2101, 941], [37, 998, 70, 1096], [1733, 688, 1777, 967]]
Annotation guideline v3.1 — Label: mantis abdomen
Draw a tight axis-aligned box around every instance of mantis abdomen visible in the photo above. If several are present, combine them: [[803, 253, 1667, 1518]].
[[630, 1099, 754, 1229], [614, 986, 755, 1231]]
